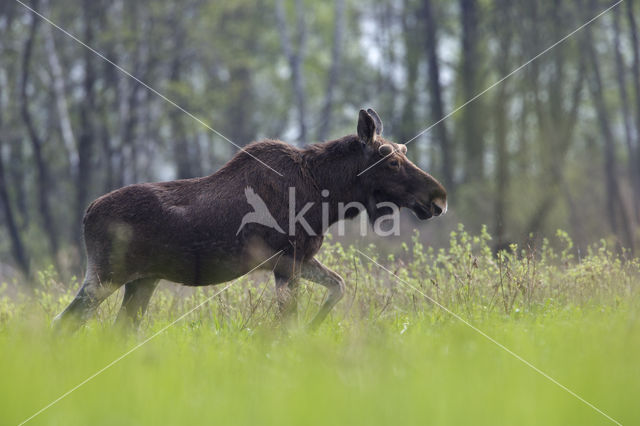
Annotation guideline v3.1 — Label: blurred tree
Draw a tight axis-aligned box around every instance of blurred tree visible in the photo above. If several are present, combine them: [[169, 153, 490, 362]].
[[422, 0, 453, 189], [275, 0, 308, 145], [491, 0, 513, 250], [0, 72, 29, 274], [0, 0, 639, 277], [584, 0, 634, 252], [613, 6, 640, 223], [522, 1, 585, 241], [398, 0, 420, 160], [318, 0, 345, 142], [626, 0, 640, 222], [74, 0, 98, 246], [20, 1, 59, 270], [459, 0, 485, 182]]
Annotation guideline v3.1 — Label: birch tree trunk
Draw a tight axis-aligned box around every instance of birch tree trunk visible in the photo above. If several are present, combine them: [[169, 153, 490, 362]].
[[275, 0, 308, 145], [74, 0, 97, 246], [317, 0, 345, 142], [43, 0, 78, 179]]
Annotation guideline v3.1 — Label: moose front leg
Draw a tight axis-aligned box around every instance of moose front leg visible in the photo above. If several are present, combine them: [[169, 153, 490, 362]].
[[301, 258, 345, 329], [274, 272, 300, 323]]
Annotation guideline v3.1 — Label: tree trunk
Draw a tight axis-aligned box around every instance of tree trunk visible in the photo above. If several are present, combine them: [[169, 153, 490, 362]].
[[20, 1, 60, 266], [612, 7, 636, 179], [585, 19, 635, 252], [74, 0, 97, 246], [524, 66, 585, 240], [523, 1, 584, 241], [8, 137, 28, 229], [168, 48, 193, 179], [221, 3, 259, 149], [492, 0, 512, 250], [317, 0, 345, 142], [275, 0, 307, 145], [398, 0, 420, 160], [0, 54, 29, 275], [115, 0, 147, 188], [97, 2, 120, 192], [626, 0, 640, 221], [459, 0, 484, 181], [1, 11, 29, 230], [43, 0, 78, 179], [0, 143, 29, 275], [422, 0, 453, 189]]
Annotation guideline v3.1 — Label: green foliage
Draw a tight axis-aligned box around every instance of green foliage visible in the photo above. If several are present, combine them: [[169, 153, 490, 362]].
[[0, 227, 639, 424]]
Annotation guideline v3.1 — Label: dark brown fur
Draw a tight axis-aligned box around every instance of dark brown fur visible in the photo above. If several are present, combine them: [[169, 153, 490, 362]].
[[54, 109, 446, 329]]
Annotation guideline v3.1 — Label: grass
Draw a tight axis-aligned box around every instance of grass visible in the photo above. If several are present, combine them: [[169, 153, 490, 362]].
[[0, 226, 639, 425]]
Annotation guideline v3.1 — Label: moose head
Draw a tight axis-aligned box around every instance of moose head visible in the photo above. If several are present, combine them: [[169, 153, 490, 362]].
[[354, 108, 447, 223]]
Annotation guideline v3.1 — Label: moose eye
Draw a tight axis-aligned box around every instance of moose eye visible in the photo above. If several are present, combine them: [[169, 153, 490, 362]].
[[389, 159, 399, 167]]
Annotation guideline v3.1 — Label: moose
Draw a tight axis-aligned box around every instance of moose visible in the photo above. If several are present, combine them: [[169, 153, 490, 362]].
[[54, 109, 447, 330]]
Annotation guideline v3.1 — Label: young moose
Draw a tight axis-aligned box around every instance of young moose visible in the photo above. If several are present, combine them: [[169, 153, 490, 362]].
[[54, 109, 447, 330]]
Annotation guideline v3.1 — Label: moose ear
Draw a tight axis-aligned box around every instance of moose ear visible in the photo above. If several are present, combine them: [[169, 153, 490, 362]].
[[398, 144, 407, 154], [366, 108, 383, 135], [357, 109, 376, 144]]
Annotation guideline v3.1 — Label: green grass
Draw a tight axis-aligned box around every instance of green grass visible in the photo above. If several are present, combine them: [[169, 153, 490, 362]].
[[1, 227, 639, 425]]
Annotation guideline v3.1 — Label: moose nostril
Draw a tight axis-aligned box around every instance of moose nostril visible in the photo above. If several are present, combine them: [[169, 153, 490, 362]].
[[432, 202, 443, 216]]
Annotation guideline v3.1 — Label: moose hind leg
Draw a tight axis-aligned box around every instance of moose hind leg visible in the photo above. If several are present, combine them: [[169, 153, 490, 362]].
[[115, 278, 159, 328], [302, 258, 345, 329], [53, 272, 120, 332]]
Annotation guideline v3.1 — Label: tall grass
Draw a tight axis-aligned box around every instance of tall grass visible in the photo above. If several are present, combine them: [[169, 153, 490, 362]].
[[0, 226, 638, 425], [3, 225, 636, 330]]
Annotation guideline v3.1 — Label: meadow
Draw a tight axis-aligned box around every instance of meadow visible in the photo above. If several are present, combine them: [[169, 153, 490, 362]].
[[1, 226, 638, 426]]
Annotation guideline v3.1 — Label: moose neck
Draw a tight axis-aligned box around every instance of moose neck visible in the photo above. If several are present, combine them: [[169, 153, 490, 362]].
[[302, 136, 369, 226]]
